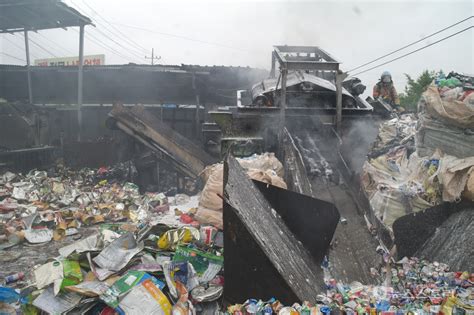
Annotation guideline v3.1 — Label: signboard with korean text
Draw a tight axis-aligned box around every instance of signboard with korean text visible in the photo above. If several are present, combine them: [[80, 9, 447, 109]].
[[34, 54, 105, 67]]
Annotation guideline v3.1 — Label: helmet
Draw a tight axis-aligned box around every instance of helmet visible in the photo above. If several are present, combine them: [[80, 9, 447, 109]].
[[381, 71, 392, 83], [381, 71, 391, 79]]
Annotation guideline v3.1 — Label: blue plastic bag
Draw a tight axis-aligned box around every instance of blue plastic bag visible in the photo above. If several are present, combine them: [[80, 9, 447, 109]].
[[0, 286, 20, 304]]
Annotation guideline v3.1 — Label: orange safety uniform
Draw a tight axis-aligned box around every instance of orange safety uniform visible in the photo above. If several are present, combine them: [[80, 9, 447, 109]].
[[373, 82, 400, 105]]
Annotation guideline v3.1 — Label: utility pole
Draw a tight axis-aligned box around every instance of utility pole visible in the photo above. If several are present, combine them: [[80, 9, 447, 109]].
[[145, 48, 161, 65]]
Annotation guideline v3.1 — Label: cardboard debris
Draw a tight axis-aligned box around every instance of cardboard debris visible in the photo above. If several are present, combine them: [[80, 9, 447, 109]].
[[24, 228, 53, 243], [119, 279, 172, 315], [34, 261, 64, 295], [59, 234, 102, 257], [93, 232, 144, 272], [32, 286, 82, 314]]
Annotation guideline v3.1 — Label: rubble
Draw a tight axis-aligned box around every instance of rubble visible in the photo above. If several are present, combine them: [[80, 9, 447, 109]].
[[362, 75, 474, 233], [0, 114, 471, 314], [226, 257, 473, 314], [0, 165, 470, 315], [348, 73, 474, 314], [0, 163, 225, 313]]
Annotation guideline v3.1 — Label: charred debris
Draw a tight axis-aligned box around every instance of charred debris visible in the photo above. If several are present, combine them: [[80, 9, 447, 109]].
[[0, 45, 473, 313]]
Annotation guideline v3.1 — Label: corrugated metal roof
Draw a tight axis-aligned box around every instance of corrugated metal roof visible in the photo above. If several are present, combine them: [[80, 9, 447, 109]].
[[251, 71, 353, 100], [0, 0, 92, 33]]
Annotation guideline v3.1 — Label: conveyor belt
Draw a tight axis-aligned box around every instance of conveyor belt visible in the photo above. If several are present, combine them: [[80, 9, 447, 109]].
[[294, 127, 381, 284], [109, 104, 216, 178]]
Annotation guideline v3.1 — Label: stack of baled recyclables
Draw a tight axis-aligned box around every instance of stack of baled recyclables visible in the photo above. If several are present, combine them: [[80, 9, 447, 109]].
[[362, 72, 474, 241]]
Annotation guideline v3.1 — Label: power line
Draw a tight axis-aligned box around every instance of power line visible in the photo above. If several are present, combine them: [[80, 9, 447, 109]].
[[35, 32, 76, 56], [348, 16, 473, 73], [70, 27, 141, 63], [81, 0, 149, 54], [0, 52, 26, 63], [86, 30, 143, 63], [24, 35, 59, 58], [108, 21, 258, 53], [91, 27, 146, 60], [69, 0, 147, 60], [2, 36, 39, 59], [351, 26, 473, 77], [19, 5, 76, 57]]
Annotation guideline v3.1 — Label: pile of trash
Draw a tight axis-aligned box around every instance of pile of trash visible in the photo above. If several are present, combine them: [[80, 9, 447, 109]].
[[0, 165, 225, 314], [0, 166, 168, 247], [0, 158, 471, 313], [0, 222, 225, 314], [0, 153, 285, 314], [227, 257, 473, 314], [416, 72, 474, 159], [362, 72, 474, 232]]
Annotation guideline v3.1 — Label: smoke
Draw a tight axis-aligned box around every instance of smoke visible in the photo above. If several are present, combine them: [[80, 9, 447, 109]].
[[341, 119, 380, 173]]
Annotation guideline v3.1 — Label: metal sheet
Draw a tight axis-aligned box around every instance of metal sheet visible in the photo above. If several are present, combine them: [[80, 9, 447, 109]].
[[223, 154, 328, 303], [415, 207, 473, 271], [0, 0, 92, 33], [251, 71, 353, 100], [252, 179, 339, 263], [393, 201, 474, 271]]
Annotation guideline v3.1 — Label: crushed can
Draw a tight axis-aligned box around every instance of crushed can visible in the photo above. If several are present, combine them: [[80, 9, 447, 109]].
[[200, 225, 218, 246], [320, 306, 331, 315], [263, 305, 273, 315], [4, 272, 25, 284]]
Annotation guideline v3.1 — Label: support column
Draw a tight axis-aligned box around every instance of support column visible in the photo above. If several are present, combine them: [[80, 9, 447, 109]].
[[270, 51, 276, 78], [335, 70, 348, 134], [279, 67, 288, 134], [24, 30, 33, 104], [77, 24, 85, 141], [192, 72, 201, 139], [155, 160, 160, 192]]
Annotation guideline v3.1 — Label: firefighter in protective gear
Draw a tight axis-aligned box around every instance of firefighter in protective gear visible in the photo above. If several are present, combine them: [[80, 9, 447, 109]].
[[373, 71, 401, 108]]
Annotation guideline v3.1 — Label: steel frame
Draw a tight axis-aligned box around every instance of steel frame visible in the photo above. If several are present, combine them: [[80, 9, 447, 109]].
[[270, 45, 346, 132]]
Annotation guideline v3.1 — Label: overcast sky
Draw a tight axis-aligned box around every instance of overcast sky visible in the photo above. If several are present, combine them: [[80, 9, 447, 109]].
[[1, 0, 473, 93]]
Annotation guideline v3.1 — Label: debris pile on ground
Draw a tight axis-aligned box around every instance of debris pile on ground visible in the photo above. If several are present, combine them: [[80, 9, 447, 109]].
[[0, 158, 472, 314], [0, 166, 165, 246], [226, 257, 472, 314], [362, 74, 474, 232], [0, 162, 472, 314], [362, 116, 441, 228], [0, 165, 224, 314]]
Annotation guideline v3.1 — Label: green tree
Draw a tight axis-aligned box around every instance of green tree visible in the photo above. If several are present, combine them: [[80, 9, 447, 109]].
[[399, 70, 436, 111]]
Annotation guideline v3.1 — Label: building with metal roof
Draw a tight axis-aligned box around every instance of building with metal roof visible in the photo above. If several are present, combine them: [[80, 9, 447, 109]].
[[0, 0, 92, 139]]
